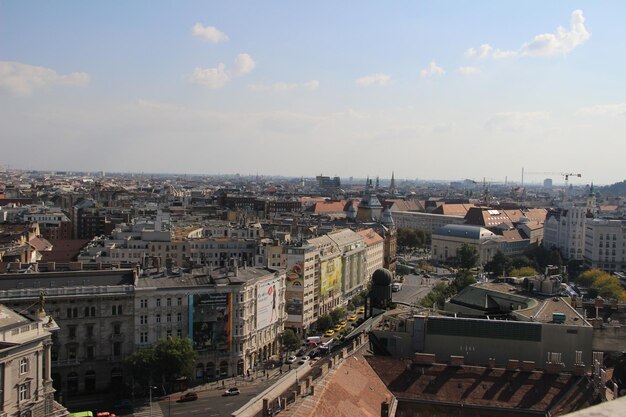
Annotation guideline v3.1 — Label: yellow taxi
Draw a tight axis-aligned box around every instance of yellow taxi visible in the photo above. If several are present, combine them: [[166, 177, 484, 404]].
[[357, 306, 365, 314], [348, 314, 357, 321], [333, 324, 342, 331], [324, 329, 335, 337]]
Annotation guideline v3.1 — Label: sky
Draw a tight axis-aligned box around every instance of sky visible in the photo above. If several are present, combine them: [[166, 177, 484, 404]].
[[1, 1, 626, 185]]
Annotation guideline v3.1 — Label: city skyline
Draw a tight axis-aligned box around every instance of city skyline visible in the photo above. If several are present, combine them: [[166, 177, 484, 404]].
[[2, 1, 626, 184]]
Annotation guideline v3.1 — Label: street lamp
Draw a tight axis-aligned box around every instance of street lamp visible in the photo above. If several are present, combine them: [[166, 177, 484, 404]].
[[149, 385, 157, 417]]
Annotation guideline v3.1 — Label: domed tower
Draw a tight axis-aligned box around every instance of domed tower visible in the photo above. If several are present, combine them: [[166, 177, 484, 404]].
[[370, 268, 393, 311], [380, 206, 394, 227], [357, 177, 383, 222]]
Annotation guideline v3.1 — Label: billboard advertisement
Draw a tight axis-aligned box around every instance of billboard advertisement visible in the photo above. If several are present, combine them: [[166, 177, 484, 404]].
[[256, 277, 281, 329], [320, 257, 342, 295], [285, 262, 304, 323], [191, 293, 232, 352]]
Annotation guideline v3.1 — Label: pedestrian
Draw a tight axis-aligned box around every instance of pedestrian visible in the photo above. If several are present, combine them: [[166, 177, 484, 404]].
[[222, 380, 225, 388]]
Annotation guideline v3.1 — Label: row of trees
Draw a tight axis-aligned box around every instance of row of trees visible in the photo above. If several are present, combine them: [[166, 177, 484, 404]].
[[576, 269, 626, 301], [397, 228, 430, 251], [483, 246, 563, 278]]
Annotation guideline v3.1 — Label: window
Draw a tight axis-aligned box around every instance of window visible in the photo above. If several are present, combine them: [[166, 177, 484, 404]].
[[177, 313, 182, 322], [177, 297, 182, 306], [86, 345, 94, 360], [113, 342, 121, 356], [67, 345, 77, 360], [156, 314, 161, 323], [140, 315, 148, 325], [176, 329, 182, 338], [113, 324, 121, 335], [86, 324, 94, 338], [140, 332, 148, 344], [166, 313, 171, 323], [156, 298, 161, 307], [140, 299, 148, 308], [117, 305, 123, 315], [167, 298, 172, 307], [68, 326, 76, 339], [166, 330, 172, 338], [18, 382, 30, 401], [19, 358, 29, 374]]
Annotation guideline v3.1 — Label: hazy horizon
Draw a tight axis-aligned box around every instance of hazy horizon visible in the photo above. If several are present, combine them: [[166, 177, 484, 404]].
[[2, 2, 626, 185]]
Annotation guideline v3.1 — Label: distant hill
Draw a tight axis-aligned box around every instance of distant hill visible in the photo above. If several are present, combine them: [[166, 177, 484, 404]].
[[599, 180, 626, 196]]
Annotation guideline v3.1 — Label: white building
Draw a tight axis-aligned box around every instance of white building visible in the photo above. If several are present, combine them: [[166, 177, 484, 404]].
[[544, 193, 597, 260], [431, 224, 501, 265], [583, 218, 626, 272], [356, 228, 385, 284], [0, 304, 68, 417]]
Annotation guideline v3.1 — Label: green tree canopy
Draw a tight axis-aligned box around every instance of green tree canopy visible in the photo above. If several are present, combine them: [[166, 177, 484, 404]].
[[396, 264, 411, 276], [420, 282, 457, 309], [330, 307, 347, 324], [317, 314, 332, 330], [576, 269, 626, 300], [454, 269, 476, 290], [484, 251, 511, 277], [458, 244, 479, 270], [280, 329, 301, 352], [125, 337, 197, 389], [577, 269, 606, 287]]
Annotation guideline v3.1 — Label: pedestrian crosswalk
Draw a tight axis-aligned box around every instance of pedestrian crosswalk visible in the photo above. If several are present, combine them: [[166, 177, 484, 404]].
[[132, 403, 164, 417]]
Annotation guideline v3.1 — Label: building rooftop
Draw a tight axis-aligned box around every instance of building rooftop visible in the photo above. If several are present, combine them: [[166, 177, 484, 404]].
[[433, 224, 497, 240], [367, 356, 596, 416]]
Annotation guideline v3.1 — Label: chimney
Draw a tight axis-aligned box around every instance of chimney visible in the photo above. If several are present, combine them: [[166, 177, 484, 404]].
[[413, 353, 436, 365], [506, 359, 520, 371], [450, 355, 464, 367], [521, 361, 535, 372]]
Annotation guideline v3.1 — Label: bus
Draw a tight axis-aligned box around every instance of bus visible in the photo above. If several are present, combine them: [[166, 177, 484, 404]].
[[68, 412, 94, 417], [319, 338, 334, 354]]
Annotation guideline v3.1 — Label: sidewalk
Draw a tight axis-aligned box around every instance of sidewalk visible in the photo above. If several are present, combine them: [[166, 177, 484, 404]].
[[189, 367, 285, 393], [133, 402, 164, 417]]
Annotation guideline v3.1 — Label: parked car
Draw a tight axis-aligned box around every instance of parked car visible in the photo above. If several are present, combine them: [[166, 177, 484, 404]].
[[324, 329, 335, 337], [286, 355, 297, 364], [333, 324, 342, 331], [224, 388, 240, 396], [357, 306, 365, 314], [178, 391, 198, 402], [348, 314, 357, 321], [296, 348, 307, 356], [299, 356, 310, 364]]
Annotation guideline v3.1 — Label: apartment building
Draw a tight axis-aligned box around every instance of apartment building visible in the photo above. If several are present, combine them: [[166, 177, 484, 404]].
[[583, 218, 626, 272]]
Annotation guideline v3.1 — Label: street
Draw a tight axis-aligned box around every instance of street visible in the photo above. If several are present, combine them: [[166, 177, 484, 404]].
[[392, 267, 454, 306], [154, 385, 263, 417]]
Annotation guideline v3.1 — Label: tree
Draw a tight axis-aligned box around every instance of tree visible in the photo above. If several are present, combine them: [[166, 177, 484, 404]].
[[454, 269, 476, 290], [153, 337, 197, 385], [396, 264, 411, 276], [458, 244, 479, 270], [484, 251, 511, 277], [592, 275, 626, 300], [509, 267, 538, 277], [280, 329, 301, 352], [577, 269, 606, 287], [330, 307, 347, 324], [317, 314, 332, 330], [125, 337, 197, 390], [420, 282, 457, 309]]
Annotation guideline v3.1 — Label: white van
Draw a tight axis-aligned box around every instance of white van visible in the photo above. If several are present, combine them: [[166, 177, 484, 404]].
[[306, 336, 321, 345]]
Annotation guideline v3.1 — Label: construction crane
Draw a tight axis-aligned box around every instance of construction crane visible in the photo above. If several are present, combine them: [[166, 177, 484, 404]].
[[524, 171, 582, 200]]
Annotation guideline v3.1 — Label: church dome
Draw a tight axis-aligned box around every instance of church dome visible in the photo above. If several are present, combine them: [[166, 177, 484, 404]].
[[372, 268, 393, 286]]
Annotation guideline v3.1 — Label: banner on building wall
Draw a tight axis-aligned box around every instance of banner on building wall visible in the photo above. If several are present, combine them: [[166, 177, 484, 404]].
[[256, 277, 281, 329], [320, 257, 342, 295], [285, 262, 304, 323], [191, 292, 231, 352]]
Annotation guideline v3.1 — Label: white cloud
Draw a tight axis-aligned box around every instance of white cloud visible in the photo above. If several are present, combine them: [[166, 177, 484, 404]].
[[355, 73, 391, 87], [458, 66, 481, 75], [248, 79, 320, 92], [233, 53, 256, 76], [189, 53, 255, 89], [520, 10, 590, 57], [485, 112, 549, 132], [465, 44, 493, 59], [466, 10, 590, 59], [0, 61, 89, 96], [189, 63, 230, 89], [578, 103, 626, 117], [420, 61, 445, 78], [191, 23, 229, 43]]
